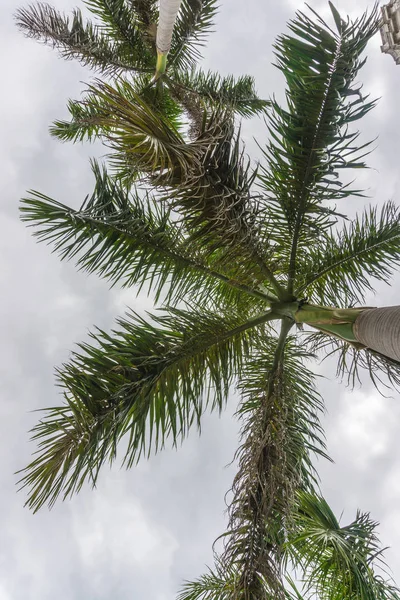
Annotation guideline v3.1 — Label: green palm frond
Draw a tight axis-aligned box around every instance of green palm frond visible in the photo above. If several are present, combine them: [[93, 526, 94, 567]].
[[221, 324, 328, 599], [307, 331, 400, 394], [19, 306, 275, 512], [15, 3, 152, 75], [53, 79, 282, 293], [259, 2, 380, 292], [50, 75, 183, 144], [296, 202, 400, 306], [20, 161, 272, 305], [84, 0, 155, 62], [168, 0, 218, 71], [127, 0, 158, 29], [67, 79, 203, 183], [287, 491, 400, 600], [177, 559, 240, 600], [171, 69, 269, 118]]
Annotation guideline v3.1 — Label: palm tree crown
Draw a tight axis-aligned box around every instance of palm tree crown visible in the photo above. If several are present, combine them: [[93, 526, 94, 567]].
[[16, 0, 400, 598]]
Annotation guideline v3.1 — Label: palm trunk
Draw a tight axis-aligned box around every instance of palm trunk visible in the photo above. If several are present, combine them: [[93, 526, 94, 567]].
[[156, 0, 183, 74], [353, 305, 400, 362]]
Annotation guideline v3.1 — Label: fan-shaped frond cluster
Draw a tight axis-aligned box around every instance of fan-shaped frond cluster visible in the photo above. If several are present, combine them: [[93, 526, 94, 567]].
[[287, 491, 400, 600]]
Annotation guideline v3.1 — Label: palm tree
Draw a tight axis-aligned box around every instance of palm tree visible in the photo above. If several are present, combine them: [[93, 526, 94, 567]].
[[15, 0, 268, 131], [179, 492, 400, 599], [17, 1, 400, 597]]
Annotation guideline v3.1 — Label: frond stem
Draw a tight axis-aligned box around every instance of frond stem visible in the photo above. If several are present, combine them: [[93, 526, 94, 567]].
[[72, 211, 275, 302], [286, 34, 343, 295]]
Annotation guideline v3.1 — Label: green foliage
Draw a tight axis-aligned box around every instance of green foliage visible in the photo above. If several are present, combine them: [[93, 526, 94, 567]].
[[286, 491, 400, 600], [169, 0, 218, 71], [19, 306, 277, 511], [172, 68, 269, 118], [66, 79, 202, 183], [15, 2, 153, 75], [20, 161, 270, 305], [220, 329, 328, 599], [296, 202, 400, 306], [259, 3, 379, 291], [177, 559, 240, 600], [49, 79, 275, 289], [50, 75, 184, 144]]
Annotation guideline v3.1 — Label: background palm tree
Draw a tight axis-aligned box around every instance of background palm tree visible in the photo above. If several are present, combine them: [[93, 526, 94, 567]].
[[15, 0, 268, 132], [179, 492, 400, 599], [16, 0, 400, 597]]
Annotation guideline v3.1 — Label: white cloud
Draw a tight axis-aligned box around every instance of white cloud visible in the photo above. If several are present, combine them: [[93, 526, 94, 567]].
[[334, 391, 396, 469]]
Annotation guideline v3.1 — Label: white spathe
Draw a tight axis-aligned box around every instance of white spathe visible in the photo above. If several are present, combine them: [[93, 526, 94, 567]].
[[156, 0, 183, 55]]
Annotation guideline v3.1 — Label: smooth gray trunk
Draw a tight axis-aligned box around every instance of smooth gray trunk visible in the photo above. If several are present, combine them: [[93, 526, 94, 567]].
[[353, 305, 400, 361]]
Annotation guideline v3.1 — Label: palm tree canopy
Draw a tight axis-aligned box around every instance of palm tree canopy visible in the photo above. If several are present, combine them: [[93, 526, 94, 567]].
[[17, 1, 400, 598], [15, 0, 267, 119]]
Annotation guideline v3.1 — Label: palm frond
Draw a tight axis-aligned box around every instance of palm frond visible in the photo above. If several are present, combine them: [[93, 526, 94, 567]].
[[84, 0, 155, 60], [127, 0, 158, 29], [259, 3, 380, 292], [221, 324, 328, 599], [20, 161, 272, 305], [54, 79, 282, 294], [171, 69, 269, 118], [296, 202, 400, 306], [50, 75, 183, 144], [176, 559, 240, 600], [19, 306, 275, 512], [307, 331, 400, 395], [66, 79, 203, 183], [287, 491, 400, 600], [168, 0, 218, 71], [15, 3, 152, 75], [163, 112, 286, 297]]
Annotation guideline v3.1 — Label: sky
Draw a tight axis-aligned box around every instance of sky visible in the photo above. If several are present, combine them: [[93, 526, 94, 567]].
[[1, 0, 400, 598]]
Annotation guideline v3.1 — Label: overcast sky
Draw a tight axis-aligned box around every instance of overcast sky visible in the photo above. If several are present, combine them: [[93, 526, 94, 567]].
[[1, 0, 400, 598]]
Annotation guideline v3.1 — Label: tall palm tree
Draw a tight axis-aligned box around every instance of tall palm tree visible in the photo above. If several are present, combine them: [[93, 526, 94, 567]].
[[17, 1, 400, 597]]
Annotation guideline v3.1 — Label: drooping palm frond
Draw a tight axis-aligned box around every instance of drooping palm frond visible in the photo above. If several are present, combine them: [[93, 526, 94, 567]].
[[171, 69, 269, 118], [220, 324, 328, 599], [258, 2, 380, 292], [168, 0, 218, 71], [84, 0, 156, 60], [286, 491, 400, 600], [65, 79, 205, 183], [19, 306, 276, 512], [295, 202, 400, 307], [20, 161, 272, 305], [15, 3, 153, 75], [307, 331, 400, 394]]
